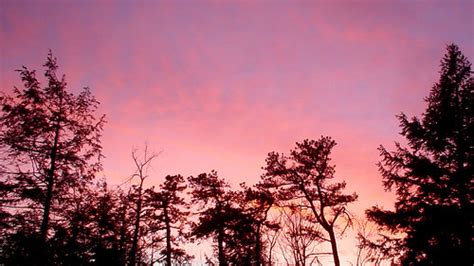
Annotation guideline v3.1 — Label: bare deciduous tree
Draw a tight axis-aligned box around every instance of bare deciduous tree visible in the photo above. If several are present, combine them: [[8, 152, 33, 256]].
[[128, 146, 158, 266], [278, 205, 330, 266]]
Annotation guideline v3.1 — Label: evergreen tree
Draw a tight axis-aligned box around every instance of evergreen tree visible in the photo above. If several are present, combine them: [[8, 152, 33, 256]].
[[238, 184, 275, 266], [188, 171, 232, 266], [0, 52, 105, 263], [188, 171, 256, 266], [146, 174, 191, 265], [90, 180, 124, 266], [366, 44, 473, 265], [260, 136, 357, 266]]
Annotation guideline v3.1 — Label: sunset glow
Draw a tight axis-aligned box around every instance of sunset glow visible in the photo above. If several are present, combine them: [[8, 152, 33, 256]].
[[1, 1, 473, 264]]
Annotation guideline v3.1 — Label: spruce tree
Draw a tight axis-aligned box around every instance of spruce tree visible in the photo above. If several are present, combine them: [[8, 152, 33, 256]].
[[367, 44, 473, 265]]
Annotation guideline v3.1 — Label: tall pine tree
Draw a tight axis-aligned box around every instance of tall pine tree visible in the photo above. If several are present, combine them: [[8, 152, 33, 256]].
[[146, 175, 191, 265], [0, 52, 105, 263], [367, 44, 473, 265], [260, 137, 357, 266]]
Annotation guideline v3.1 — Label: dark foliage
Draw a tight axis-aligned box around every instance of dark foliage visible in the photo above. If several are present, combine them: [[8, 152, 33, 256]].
[[188, 171, 238, 266], [366, 44, 473, 265], [238, 184, 276, 265], [260, 136, 358, 266], [146, 175, 192, 265], [0, 52, 105, 264], [188, 171, 272, 266]]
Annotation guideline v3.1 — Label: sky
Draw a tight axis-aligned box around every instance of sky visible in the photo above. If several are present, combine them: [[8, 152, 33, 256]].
[[1, 0, 473, 264]]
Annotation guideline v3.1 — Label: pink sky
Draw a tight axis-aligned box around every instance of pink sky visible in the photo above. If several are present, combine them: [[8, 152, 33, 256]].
[[1, 0, 473, 264]]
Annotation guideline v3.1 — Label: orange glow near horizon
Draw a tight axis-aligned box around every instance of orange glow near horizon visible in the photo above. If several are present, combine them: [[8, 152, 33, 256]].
[[1, 1, 473, 264]]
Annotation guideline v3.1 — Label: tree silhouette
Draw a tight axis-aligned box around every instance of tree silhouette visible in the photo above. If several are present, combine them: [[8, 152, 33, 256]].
[[366, 44, 473, 265], [0, 52, 105, 263], [188, 171, 233, 266], [263, 212, 281, 265], [90, 180, 124, 265], [260, 137, 357, 266], [3, 44, 469, 265], [146, 174, 191, 265], [353, 217, 391, 266], [238, 184, 275, 266], [188, 171, 260, 266], [128, 147, 158, 266], [220, 186, 275, 265], [49, 182, 95, 265], [278, 204, 327, 266], [116, 188, 134, 265]]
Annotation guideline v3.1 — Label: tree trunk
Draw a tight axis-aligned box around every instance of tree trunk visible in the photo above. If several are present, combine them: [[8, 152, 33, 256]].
[[308, 182, 341, 266], [39, 119, 61, 263], [40, 168, 55, 243], [328, 228, 340, 266], [164, 204, 172, 266], [129, 179, 144, 266], [118, 192, 130, 264], [217, 227, 226, 266], [255, 223, 262, 266]]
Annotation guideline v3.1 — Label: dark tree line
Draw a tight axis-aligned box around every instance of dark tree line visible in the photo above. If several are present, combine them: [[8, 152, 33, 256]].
[[0, 44, 472, 265]]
